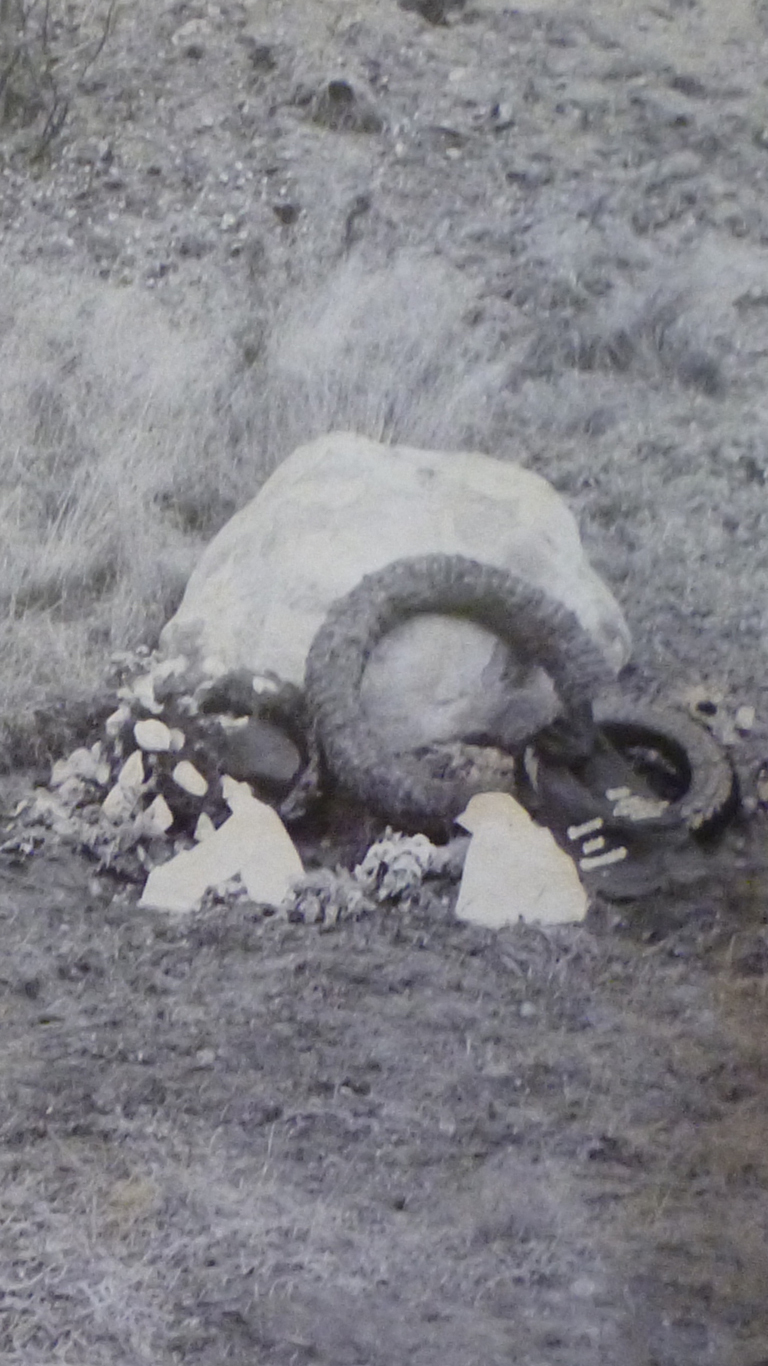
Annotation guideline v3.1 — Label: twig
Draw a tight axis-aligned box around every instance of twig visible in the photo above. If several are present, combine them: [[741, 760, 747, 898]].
[[77, 0, 117, 87]]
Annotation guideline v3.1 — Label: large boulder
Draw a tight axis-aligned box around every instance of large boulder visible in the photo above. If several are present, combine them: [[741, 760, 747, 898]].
[[160, 432, 631, 749]]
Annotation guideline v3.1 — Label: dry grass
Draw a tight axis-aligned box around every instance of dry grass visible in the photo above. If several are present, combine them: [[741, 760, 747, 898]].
[[257, 253, 507, 459], [0, 266, 248, 748]]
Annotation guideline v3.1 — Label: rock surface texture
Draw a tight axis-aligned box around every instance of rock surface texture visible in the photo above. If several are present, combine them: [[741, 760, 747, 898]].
[[161, 433, 631, 748]]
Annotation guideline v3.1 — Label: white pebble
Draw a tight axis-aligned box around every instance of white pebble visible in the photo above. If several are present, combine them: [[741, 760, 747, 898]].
[[102, 784, 134, 823], [735, 705, 755, 734], [130, 673, 164, 715], [194, 812, 217, 842], [151, 655, 188, 683], [567, 816, 604, 841], [172, 760, 209, 797], [105, 705, 131, 737], [51, 747, 101, 787], [580, 846, 628, 870], [136, 794, 174, 838], [118, 749, 145, 792], [612, 794, 669, 821], [102, 750, 146, 822], [252, 673, 280, 695], [134, 718, 173, 752], [582, 836, 606, 855]]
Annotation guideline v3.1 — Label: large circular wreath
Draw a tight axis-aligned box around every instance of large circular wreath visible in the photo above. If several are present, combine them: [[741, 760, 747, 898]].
[[304, 553, 612, 829]]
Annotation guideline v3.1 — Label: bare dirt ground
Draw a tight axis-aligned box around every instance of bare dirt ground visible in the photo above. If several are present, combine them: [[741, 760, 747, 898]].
[[3, 0, 768, 1362]]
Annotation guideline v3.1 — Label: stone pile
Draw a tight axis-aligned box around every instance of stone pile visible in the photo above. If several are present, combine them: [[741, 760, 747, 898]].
[[0, 649, 467, 921], [1, 649, 308, 885]]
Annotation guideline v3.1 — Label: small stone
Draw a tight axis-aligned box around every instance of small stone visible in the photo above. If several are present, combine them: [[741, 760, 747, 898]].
[[519, 1001, 537, 1018], [90, 744, 112, 786], [102, 786, 134, 823], [27, 790, 79, 838], [611, 794, 669, 821], [681, 684, 738, 744], [51, 747, 104, 788], [118, 749, 146, 791], [55, 776, 89, 808], [568, 817, 604, 841], [310, 79, 383, 134], [172, 760, 209, 797], [134, 719, 173, 752], [169, 729, 186, 752], [129, 673, 164, 714], [682, 684, 723, 721], [735, 705, 755, 734], [216, 714, 249, 733], [582, 836, 606, 855], [580, 846, 627, 871], [135, 794, 174, 838], [105, 705, 132, 737], [103, 781, 128, 819], [150, 655, 189, 687], [240, 39, 276, 70], [102, 751, 145, 822], [194, 812, 217, 842], [252, 674, 281, 695], [273, 202, 300, 226]]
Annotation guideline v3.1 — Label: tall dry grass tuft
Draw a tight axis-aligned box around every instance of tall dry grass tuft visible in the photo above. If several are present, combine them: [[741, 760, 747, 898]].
[[0, 266, 253, 757], [254, 253, 506, 465]]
